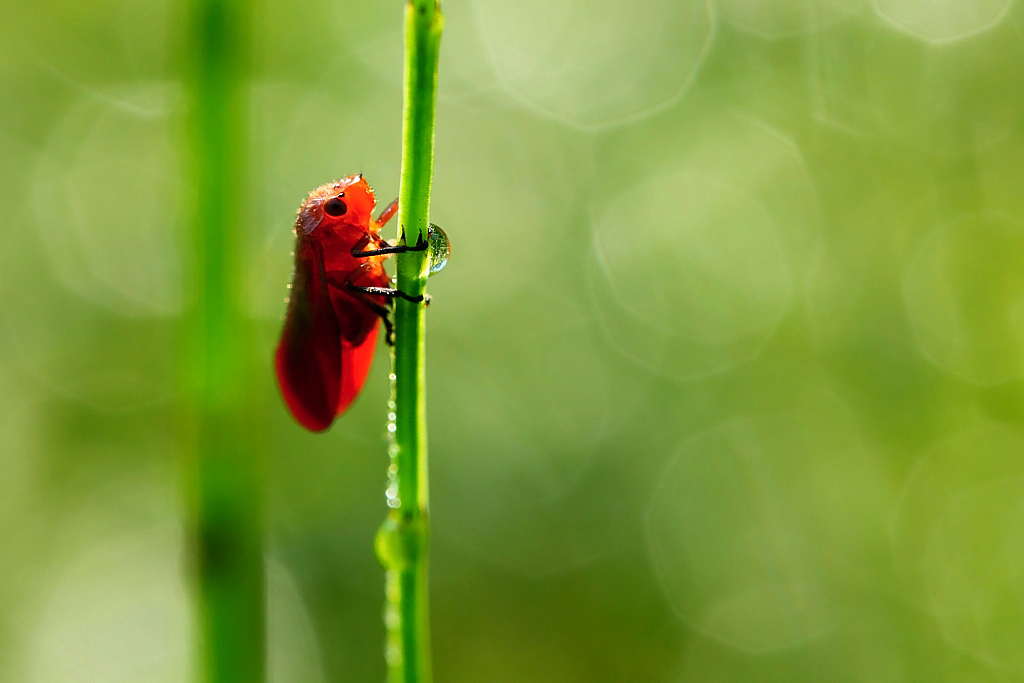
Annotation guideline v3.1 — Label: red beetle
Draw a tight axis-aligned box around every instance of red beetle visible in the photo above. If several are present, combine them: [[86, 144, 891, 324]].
[[275, 174, 427, 432]]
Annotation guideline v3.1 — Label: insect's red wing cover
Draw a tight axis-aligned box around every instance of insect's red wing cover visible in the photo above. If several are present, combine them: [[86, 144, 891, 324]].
[[275, 239, 344, 432], [338, 323, 379, 413]]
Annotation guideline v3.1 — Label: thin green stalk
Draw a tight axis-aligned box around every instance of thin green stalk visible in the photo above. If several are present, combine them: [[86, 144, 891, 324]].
[[182, 0, 265, 681], [378, 2, 443, 683]]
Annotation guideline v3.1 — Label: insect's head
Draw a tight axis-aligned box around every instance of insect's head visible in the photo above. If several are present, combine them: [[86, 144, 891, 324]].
[[295, 174, 376, 236]]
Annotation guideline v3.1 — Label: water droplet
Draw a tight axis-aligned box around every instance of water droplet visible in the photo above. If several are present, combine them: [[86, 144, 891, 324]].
[[388, 373, 397, 381], [384, 603, 400, 630], [375, 516, 410, 570], [387, 412, 396, 421], [375, 515, 424, 570], [427, 223, 450, 275], [387, 423, 397, 433], [385, 571, 400, 601]]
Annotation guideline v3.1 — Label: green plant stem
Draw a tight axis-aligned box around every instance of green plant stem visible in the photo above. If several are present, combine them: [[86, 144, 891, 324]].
[[183, 0, 265, 681], [383, 1, 443, 683]]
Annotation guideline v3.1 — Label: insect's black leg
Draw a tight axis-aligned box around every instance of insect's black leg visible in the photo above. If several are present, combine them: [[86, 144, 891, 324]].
[[351, 233, 429, 258], [356, 297, 395, 345], [347, 284, 428, 304], [378, 306, 395, 346], [330, 264, 398, 344], [334, 263, 429, 346]]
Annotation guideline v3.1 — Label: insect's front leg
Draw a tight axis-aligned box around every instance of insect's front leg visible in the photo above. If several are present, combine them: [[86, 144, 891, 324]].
[[351, 231, 428, 258]]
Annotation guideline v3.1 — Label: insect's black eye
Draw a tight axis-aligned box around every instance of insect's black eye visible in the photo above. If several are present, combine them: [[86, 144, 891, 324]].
[[323, 196, 347, 217]]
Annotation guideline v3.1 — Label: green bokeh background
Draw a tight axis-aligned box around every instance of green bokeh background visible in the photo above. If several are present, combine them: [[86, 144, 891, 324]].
[[4, 0, 1024, 681]]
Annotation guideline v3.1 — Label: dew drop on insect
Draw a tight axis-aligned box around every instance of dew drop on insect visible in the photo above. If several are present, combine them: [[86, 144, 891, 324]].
[[427, 223, 450, 275]]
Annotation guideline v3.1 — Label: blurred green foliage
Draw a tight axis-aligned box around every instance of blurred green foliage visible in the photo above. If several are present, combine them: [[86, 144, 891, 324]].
[[4, 0, 1024, 681]]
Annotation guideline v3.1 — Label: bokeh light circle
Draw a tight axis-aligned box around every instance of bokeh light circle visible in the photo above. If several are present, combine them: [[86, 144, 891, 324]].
[[903, 214, 1024, 386], [866, 23, 1024, 154], [589, 171, 792, 380], [32, 84, 182, 317], [891, 424, 1024, 670], [27, 529, 324, 683], [873, 0, 1012, 43], [646, 395, 887, 651], [719, 0, 864, 38], [473, 0, 714, 128]]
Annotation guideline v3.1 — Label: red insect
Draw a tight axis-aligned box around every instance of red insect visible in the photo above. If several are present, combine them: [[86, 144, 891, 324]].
[[275, 174, 426, 432]]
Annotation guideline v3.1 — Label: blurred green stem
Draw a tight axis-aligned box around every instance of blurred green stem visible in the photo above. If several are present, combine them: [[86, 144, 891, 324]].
[[183, 0, 265, 681], [379, 1, 443, 683]]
